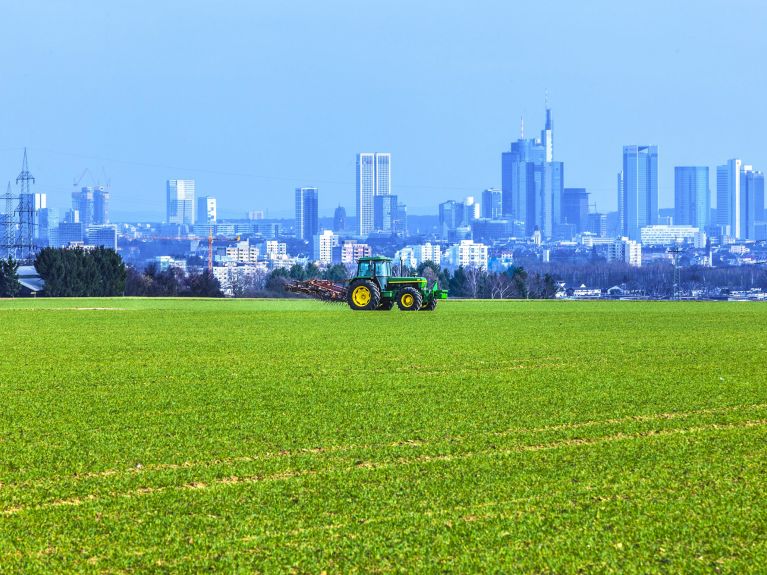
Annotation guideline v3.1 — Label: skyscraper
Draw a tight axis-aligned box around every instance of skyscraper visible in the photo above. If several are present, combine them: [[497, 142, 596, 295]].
[[620, 145, 658, 241], [481, 188, 502, 219], [501, 107, 562, 237], [674, 167, 709, 229], [374, 195, 398, 232], [716, 159, 742, 238], [166, 179, 195, 225], [333, 205, 346, 232], [741, 166, 765, 240], [542, 161, 564, 237], [356, 152, 391, 236], [72, 188, 95, 227], [295, 187, 319, 240], [196, 196, 217, 225], [562, 188, 589, 233], [93, 187, 110, 225]]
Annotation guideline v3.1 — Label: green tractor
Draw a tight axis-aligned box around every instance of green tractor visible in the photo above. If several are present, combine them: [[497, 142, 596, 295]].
[[347, 256, 448, 311]]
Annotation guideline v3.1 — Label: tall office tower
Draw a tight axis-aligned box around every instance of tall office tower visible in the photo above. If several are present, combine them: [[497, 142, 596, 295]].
[[741, 166, 765, 240], [333, 205, 346, 232], [674, 167, 710, 229], [617, 171, 624, 234], [542, 161, 564, 237], [166, 179, 195, 224], [501, 138, 544, 231], [587, 212, 608, 237], [716, 159, 742, 238], [374, 194, 398, 232], [481, 188, 502, 219], [562, 188, 589, 233], [620, 145, 658, 241], [395, 201, 408, 235], [196, 196, 217, 225], [36, 207, 57, 247], [501, 108, 561, 237], [72, 188, 95, 227], [439, 200, 461, 239], [356, 153, 391, 236], [541, 106, 553, 163], [295, 187, 319, 240], [461, 196, 481, 226], [93, 187, 110, 224]]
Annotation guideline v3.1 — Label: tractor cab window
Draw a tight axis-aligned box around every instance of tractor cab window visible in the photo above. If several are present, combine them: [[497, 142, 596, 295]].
[[375, 261, 391, 277], [357, 261, 372, 277]]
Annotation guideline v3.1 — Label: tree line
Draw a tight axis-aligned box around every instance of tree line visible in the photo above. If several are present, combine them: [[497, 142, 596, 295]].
[[125, 264, 223, 297]]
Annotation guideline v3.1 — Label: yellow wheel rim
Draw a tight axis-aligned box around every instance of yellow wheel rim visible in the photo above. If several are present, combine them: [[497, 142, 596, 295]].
[[352, 285, 371, 307], [401, 293, 414, 308]]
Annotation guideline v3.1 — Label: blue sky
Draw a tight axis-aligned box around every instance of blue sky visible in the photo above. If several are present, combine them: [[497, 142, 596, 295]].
[[1, 0, 765, 220]]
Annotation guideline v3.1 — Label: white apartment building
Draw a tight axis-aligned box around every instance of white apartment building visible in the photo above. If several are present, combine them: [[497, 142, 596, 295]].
[[340, 241, 371, 264], [225, 240, 259, 263], [608, 237, 642, 267], [442, 240, 488, 271], [264, 240, 287, 259], [213, 262, 269, 296], [312, 230, 337, 264], [394, 242, 442, 269], [640, 225, 701, 246]]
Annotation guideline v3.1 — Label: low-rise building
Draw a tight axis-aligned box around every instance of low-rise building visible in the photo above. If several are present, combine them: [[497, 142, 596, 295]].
[[608, 237, 642, 267], [339, 240, 371, 264], [394, 242, 442, 269], [640, 225, 700, 246], [442, 240, 489, 270]]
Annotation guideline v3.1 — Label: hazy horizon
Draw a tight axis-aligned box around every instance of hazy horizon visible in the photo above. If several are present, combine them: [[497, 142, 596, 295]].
[[1, 0, 765, 220]]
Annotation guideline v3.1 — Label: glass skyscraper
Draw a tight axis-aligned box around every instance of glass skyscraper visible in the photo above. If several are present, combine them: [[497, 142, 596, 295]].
[[562, 188, 589, 233], [356, 152, 391, 236], [166, 179, 195, 225], [741, 166, 765, 240], [481, 188, 502, 219], [295, 187, 319, 240], [620, 145, 658, 241], [674, 166, 709, 229], [501, 107, 562, 237], [716, 159, 742, 238]]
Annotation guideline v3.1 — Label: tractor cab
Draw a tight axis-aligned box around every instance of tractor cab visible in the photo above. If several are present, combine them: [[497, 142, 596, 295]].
[[356, 257, 391, 290]]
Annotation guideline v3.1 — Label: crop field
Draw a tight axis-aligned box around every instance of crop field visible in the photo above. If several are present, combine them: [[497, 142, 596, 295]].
[[1, 298, 766, 573]]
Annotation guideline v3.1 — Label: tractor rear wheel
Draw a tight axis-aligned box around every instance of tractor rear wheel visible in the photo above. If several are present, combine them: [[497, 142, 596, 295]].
[[420, 298, 437, 311], [396, 287, 422, 311], [347, 279, 380, 311]]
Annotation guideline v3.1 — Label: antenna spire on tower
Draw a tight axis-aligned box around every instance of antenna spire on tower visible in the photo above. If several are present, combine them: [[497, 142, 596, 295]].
[[519, 116, 524, 139]]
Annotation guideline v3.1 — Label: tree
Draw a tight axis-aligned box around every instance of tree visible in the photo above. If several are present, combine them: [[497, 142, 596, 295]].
[[0, 257, 21, 298], [323, 264, 348, 282], [35, 247, 127, 297], [183, 270, 223, 297], [463, 266, 485, 299], [487, 272, 514, 299], [305, 262, 321, 279], [288, 264, 306, 281], [506, 266, 529, 299]]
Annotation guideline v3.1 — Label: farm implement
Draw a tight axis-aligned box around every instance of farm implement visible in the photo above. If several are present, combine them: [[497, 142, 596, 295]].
[[286, 256, 448, 311]]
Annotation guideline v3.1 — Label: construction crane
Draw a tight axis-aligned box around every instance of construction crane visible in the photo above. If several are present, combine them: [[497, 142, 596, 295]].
[[73, 168, 93, 188]]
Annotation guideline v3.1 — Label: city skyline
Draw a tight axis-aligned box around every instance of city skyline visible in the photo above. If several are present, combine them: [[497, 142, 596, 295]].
[[1, 1, 765, 219]]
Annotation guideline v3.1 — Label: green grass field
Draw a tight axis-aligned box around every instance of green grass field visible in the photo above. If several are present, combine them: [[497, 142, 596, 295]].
[[1, 298, 766, 573]]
